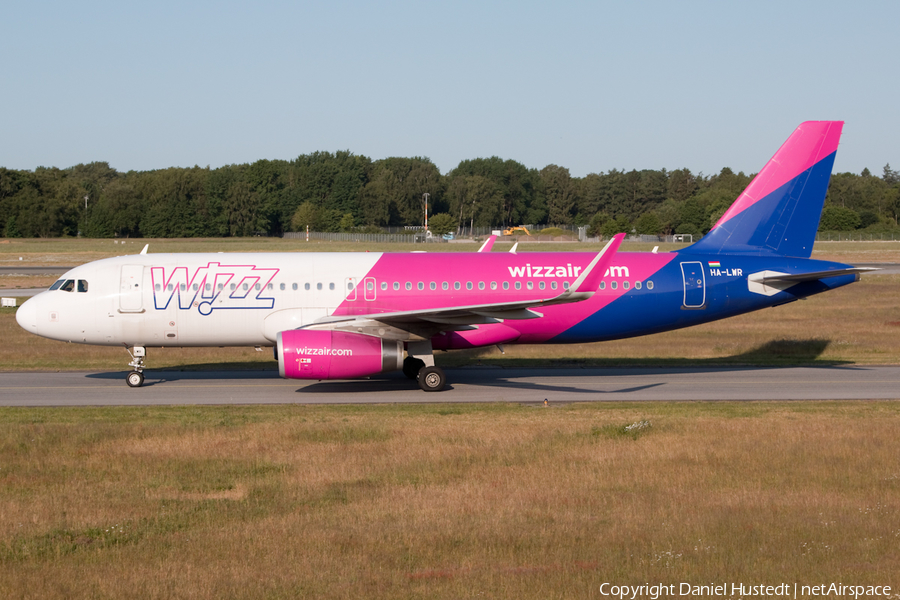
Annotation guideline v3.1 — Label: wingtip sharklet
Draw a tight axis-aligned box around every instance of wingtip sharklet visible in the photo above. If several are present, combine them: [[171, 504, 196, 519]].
[[546, 233, 625, 304], [477, 235, 497, 253], [569, 232, 625, 293]]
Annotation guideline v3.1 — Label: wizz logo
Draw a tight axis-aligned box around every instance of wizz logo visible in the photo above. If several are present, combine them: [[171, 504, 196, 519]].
[[151, 263, 280, 315]]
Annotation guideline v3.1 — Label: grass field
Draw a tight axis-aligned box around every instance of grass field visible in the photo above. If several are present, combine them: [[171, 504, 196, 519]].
[[1, 402, 898, 599]]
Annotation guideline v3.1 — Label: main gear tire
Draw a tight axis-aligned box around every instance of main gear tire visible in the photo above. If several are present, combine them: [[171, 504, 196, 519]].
[[417, 366, 446, 392]]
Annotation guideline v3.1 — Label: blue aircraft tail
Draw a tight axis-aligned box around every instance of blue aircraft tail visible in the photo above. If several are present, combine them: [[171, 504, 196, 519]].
[[683, 121, 843, 258]]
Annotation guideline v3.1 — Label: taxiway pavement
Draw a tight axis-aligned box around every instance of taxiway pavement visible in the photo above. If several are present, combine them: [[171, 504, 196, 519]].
[[1, 365, 898, 406]]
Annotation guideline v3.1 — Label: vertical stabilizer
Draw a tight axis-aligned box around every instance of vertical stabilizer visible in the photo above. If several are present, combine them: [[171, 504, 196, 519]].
[[684, 121, 843, 258]]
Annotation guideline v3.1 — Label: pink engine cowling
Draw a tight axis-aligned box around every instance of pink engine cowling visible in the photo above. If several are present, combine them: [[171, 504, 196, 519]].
[[277, 329, 403, 380]]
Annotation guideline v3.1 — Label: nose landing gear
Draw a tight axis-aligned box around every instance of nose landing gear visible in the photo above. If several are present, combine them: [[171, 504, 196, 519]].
[[125, 346, 146, 387]]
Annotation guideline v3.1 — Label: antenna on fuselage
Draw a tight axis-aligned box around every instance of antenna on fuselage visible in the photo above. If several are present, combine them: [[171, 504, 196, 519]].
[[140, 244, 149, 255]]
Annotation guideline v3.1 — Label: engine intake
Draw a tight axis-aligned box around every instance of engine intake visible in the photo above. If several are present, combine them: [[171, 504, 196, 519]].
[[277, 329, 403, 380]]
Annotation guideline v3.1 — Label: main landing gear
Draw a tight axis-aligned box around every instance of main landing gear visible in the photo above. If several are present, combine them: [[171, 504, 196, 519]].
[[125, 346, 146, 388], [403, 341, 446, 392]]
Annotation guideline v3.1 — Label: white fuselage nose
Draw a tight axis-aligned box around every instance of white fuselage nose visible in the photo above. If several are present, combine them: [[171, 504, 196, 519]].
[[15, 295, 38, 335]]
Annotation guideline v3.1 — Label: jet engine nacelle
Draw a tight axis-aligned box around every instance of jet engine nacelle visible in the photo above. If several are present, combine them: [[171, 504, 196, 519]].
[[276, 329, 403, 380]]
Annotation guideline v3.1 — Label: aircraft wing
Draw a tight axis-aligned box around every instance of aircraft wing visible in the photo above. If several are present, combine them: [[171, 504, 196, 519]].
[[310, 233, 625, 332]]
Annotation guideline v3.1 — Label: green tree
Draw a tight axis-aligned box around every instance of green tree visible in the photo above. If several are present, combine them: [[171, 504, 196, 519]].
[[427, 213, 455, 236], [600, 215, 631, 238], [540, 165, 575, 224], [339, 213, 355, 232], [634, 212, 663, 235], [586, 212, 610, 238], [291, 202, 318, 232], [819, 205, 861, 231]]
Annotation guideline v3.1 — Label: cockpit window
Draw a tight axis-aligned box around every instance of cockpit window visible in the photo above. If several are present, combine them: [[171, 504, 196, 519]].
[[77, 280, 88, 293], [60, 280, 75, 292], [49, 280, 64, 291]]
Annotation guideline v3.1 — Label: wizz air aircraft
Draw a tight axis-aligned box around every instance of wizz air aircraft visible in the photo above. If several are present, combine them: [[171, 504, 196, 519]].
[[16, 121, 871, 391]]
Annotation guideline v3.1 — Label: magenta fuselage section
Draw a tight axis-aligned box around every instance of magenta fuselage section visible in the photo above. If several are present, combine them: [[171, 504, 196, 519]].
[[332, 250, 677, 345]]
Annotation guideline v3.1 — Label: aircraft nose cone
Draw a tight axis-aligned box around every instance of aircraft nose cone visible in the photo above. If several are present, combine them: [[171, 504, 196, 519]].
[[15, 296, 38, 334]]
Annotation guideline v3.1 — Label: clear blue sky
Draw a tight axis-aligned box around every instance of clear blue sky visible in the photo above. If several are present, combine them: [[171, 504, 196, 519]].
[[2, 1, 897, 178]]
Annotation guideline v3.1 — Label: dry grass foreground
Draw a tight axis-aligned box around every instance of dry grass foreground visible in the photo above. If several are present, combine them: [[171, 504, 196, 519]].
[[0, 402, 898, 599]]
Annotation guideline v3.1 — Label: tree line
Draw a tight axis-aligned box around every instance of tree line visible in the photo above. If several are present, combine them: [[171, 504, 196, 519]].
[[1, 154, 898, 239]]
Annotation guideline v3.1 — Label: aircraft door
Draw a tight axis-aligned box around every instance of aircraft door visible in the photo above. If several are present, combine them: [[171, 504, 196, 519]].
[[119, 265, 145, 313], [680, 262, 706, 308], [364, 277, 376, 301]]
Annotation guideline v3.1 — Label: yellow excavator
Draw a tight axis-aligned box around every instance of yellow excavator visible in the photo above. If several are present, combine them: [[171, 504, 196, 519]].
[[502, 226, 531, 236]]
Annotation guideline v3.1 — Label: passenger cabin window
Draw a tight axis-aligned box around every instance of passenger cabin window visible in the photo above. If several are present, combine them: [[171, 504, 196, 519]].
[[328, 283, 334, 291], [317, 283, 323, 291], [503, 282, 509, 290]]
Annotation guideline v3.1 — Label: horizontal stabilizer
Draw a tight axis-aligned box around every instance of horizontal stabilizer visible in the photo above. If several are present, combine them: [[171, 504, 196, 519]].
[[748, 267, 877, 296]]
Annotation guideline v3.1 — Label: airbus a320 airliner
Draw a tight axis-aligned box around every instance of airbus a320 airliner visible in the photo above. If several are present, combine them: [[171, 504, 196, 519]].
[[16, 122, 871, 391]]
